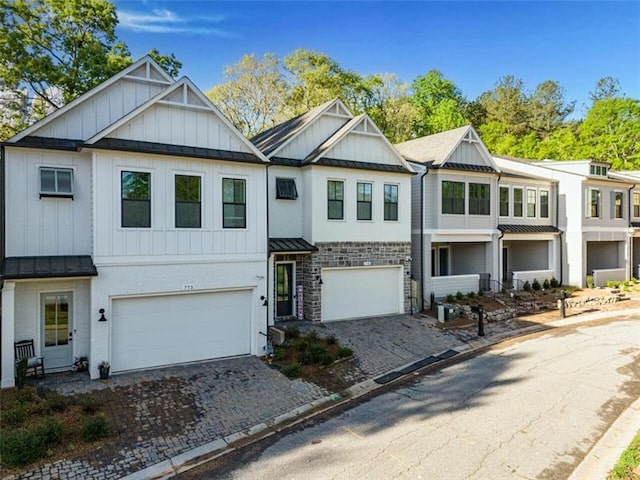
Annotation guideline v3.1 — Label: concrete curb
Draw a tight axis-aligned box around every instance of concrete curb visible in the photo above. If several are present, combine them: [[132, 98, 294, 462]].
[[568, 397, 640, 480], [122, 308, 640, 480]]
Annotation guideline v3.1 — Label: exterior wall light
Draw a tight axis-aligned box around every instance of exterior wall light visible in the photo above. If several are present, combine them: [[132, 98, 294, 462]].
[[98, 308, 107, 322]]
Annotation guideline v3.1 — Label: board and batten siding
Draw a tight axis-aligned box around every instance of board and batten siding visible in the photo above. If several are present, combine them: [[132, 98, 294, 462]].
[[33, 79, 167, 141], [109, 104, 254, 154], [5, 148, 92, 257], [277, 115, 347, 160], [498, 179, 556, 226], [307, 166, 410, 244], [447, 141, 488, 166], [323, 131, 404, 166], [92, 151, 267, 260]]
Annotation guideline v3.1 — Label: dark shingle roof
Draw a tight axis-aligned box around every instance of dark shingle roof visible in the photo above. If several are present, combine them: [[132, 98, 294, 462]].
[[269, 238, 317, 253], [498, 225, 560, 234], [314, 158, 413, 174], [271, 157, 304, 167], [91, 138, 264, 164], [9, 136, 83, 151], [631, 222, 640, 228], [3, 256, 98, 280]]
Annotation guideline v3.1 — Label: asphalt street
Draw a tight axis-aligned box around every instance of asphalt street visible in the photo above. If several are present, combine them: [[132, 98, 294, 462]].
[[181, 318, 640, 480]]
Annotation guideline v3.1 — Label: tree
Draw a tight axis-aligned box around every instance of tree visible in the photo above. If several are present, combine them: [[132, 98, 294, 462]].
[[528, 80, 575, 139], [410, 70, 467, 136], [579, 98, 640, 169], [283, 49, 366, 115], [478, 75, 530, 135], [147, 48, 182, 81], [589, 77, 621, 104], [207, 53, 288, 137], [361, 73, 414, 143]]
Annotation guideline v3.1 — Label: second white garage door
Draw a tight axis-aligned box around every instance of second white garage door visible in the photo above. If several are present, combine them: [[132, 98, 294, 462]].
[[111, 289, 252, 372], [321, 266, 403, 322]]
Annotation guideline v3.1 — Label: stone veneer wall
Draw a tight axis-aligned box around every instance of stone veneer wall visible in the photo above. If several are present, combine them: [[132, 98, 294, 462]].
[[301, 242, 412, 322]]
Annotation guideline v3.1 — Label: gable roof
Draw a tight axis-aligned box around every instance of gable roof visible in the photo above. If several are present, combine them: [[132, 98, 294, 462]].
[[250, 98, 351, 157], [8, 56, 174, 143], [84, 77, 269, 163], [395, 125, 498, 171], [304, 114, 413, 173]]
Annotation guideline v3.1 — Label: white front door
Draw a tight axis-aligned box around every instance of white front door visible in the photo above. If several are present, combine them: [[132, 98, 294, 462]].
[[42, 292, 73, 369]]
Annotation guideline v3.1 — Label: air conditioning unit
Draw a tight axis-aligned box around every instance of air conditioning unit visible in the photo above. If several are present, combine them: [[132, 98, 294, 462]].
[[268, 326, 286, 346]]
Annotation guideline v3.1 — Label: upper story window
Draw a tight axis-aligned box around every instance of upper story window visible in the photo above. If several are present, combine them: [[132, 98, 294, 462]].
[[527, 188, 537, 217], [589, 189, 601, 218], [442, 181, 465, 214], [222, 178, 246, 228], [40, 167, 73, 198], [613, 191, 624, 219], [513, 188, 523, 217], [499, 186, 509, 217], [540, 190, 549, 218], [634, 192, 640, 218], [175, 175, 201, 228], [384, 184, 399, 221], [357, 182, 372, 220], [121, 171, 151, 228], [275, 178, 298, 200], [469, 183, 490, 215], [590, 164, 608, 177], [327, 180, 344, 220]]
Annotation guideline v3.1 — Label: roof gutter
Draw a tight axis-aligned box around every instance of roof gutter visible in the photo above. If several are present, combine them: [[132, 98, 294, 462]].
[[555, 183, 563, 285]]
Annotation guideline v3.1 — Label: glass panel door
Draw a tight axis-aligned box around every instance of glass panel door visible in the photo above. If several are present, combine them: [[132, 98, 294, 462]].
[[276, 264, 293, 317], [42, 293, 73, 369]]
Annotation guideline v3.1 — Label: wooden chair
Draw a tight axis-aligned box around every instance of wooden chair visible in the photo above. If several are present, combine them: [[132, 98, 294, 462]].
[[14, 339, 45, 378]]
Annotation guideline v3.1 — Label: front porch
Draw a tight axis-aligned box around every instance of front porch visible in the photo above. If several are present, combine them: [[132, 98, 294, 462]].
[[429, 241, 494, 299], [587, 240, 626, 286]]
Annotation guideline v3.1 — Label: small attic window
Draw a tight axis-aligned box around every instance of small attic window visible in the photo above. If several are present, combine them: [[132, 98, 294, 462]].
[[40, 167, 73, 199], [276, 178, 298, 200]]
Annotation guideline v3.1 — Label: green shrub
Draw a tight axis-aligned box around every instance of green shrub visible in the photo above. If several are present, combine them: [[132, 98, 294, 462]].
[[467, 291, 476, 299], [75, 394, 103, 415], [43, 390, 68, 413], [272, 347, 287, 361], [543, 279, 550, 290], [325, 334, 337, 345], [280, 364, 301, 379], [300, 344, 329, 365], [38, 417, 63, 445], [81, 413, 111, 441], [1, 403, 28, 427], [306, 330, 319, 342], [293, 337, 310, 352], [532, 279, 541, 291], [446, 294, 455, 303], [284, 326, 300, 340], [549, 277, 559, 288], [586, 275, 594, 288], [523, 281, 532, 292], [478, 289, 484, 297], [338, 347, 353, 358], [15, 357, 28, 389], [15, 387, 36, 404], [0, 430, 44, 467], [455, 291, 464, 300]]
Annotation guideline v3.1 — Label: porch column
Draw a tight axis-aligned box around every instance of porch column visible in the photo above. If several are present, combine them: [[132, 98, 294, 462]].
[[1, 282, 16, 388]]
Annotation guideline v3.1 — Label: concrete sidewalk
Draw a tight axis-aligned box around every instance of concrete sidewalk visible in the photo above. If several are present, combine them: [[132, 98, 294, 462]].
[[6, 307, 639, 480]]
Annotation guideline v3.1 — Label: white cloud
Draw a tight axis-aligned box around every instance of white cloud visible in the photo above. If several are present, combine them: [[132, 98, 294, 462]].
[[118, 8, 235, 36]]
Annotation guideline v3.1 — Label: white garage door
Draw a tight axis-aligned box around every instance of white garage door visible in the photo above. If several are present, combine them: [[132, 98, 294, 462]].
[[111, 290, 252, 372], [322, 266, 403, 322]]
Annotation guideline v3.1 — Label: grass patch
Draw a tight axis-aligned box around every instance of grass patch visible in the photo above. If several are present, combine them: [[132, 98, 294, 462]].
[[0, 386, 112, 470], [608, 429, 640, 479], [269, 328, 354, 380]]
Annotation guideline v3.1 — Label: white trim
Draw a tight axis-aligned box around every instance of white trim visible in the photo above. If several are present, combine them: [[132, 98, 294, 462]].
[[267, 98, 353, 159], [39, 290, 75, 370], [9, 56, 173, 142]]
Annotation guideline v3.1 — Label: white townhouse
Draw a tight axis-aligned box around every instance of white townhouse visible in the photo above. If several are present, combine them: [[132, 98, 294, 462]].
[[396, 126, 561, 308], [494, 157, 631, 287], [396, 126, 501, 306], [251, 99, 414, 323], [1, 57, 270, 387], [609, 170, 640, 278]]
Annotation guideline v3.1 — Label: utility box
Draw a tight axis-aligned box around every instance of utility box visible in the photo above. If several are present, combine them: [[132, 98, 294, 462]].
[[437, 304, 459, 323]]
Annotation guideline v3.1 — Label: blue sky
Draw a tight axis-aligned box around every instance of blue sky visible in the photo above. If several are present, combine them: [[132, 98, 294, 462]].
[[114, 1, 640, 118]]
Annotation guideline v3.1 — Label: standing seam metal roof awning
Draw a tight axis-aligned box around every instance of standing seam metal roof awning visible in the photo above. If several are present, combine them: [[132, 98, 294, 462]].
[[269, 238, 318, 254], [497, 225, 561, 234], [2, 256, 98, 280]]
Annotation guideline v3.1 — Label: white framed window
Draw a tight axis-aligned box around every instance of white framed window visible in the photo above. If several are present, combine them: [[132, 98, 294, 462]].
[[499, 186, 509, 217], [634, 192, 640, 218], [540, 190, 549, 218], [175, 174, 201, 228], [357, 182, 373, 221], [121, 170, 151, 228], [526, 188, 537, 218], [589, 189, 601, 218], [513, 188, 523, 217], [39, 167, 73, 198], [384, 184, 399, 221], [612, 191, 624, 219], [327, 179, 344, 220], [222, 177, 246, 228]]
